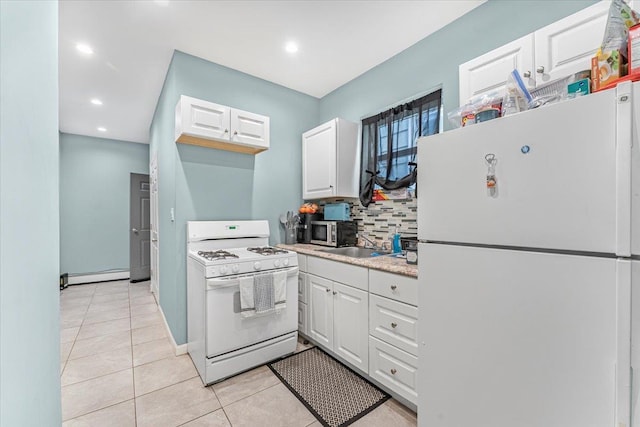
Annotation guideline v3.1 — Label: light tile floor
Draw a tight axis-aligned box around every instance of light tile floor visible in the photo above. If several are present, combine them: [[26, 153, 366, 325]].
[[60, 280, 417, 426]]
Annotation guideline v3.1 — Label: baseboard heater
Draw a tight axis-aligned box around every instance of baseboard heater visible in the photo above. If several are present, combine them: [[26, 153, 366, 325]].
[[66, 270, 130, 285]]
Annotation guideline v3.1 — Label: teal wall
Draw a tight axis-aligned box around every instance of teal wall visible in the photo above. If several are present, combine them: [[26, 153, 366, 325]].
[[59, 133, 149, 275], [149, 51, 319, 344], [318, 0, 597, 129], [0, 1, 61, 425]]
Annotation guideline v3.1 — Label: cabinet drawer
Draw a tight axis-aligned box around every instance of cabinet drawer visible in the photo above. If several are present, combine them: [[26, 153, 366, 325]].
[[369, 270, 417, 306], [298, 302, 308, 336], [308, 256, 368, 291], [369, 336, 418, 405], [298, 272, 308, 304], [297, 254, 307, 272], [369, 294, 418, 356]]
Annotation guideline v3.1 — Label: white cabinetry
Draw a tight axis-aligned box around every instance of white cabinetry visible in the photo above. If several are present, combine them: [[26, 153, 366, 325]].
[[297, 254, 309, 335], [302, 118, 359, 200], [368, 269, 419, 405], [175, 95, 269, 154], [459, 1, 609, 103], [307, 257, 369, 373]]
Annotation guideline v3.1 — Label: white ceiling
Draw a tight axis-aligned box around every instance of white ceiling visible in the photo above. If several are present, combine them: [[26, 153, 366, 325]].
[[59, 0, 485, 144]]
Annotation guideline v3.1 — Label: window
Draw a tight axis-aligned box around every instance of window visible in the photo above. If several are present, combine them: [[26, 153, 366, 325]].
[[359, 89, 442, 207]]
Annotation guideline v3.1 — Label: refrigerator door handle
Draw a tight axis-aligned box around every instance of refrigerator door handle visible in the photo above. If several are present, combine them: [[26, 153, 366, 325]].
[[616, 82, 632, 257], [616, 258, 632, 427]]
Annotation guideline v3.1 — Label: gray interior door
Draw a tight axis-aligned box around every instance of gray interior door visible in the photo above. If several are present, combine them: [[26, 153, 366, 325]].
[[130, 173, 150, 282]]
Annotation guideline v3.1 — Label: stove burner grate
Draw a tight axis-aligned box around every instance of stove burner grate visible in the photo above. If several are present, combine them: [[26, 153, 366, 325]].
[[197, 250, 239, 261], [246, 246, 289, 256]]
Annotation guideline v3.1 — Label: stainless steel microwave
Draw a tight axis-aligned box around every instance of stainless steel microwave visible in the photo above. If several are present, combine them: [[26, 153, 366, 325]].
[[310, 221, 357, 247]]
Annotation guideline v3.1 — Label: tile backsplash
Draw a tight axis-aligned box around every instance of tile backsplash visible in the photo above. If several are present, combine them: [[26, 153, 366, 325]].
[[316, 197, 417, 246]]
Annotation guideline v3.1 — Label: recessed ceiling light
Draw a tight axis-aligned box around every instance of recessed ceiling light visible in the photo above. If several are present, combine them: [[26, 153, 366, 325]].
[[76, 43, 94, 55], [90, 98, 103, 106], [285, 41, 298, 54], [97, 127, 107, 132]]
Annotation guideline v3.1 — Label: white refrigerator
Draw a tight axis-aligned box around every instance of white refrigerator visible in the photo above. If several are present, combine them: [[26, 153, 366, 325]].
[[416, 81, 640, 427]]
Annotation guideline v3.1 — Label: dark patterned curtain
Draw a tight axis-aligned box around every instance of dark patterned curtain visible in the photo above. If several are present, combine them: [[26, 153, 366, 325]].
[[359, 89, 441, 207]]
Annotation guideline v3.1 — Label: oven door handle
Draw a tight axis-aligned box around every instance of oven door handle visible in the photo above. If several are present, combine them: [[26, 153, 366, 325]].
[[206, 266, 299, 289]]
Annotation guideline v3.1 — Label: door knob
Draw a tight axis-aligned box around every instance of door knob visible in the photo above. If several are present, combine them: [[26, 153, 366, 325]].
[[523, 70, 531, 78], [536, 66, 545, 74], [132, 228, 139, 234]]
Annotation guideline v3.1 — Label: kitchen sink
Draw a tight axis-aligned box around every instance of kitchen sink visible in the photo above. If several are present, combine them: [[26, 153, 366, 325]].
[[319, 247, 391, 258]]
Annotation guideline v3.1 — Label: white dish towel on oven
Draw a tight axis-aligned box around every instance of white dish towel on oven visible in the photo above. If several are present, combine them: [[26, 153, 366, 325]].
[[239, 270, 287, 318]]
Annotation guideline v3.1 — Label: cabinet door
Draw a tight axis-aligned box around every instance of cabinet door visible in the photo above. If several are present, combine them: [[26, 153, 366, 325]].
[[459, 34, 534, 104], [302, 120, 336, 199], [333, 282, 368, 373], [298, 302, 308, 336], [178, 96, 230, 141], [298, 272, 308, 304], [534, 1, 609, 86], [230, 108, 269, 150], [308, 274, 333, 349]]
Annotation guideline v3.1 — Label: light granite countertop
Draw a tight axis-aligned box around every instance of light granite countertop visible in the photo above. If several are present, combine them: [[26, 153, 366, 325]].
[[277, 243, 418, 278]]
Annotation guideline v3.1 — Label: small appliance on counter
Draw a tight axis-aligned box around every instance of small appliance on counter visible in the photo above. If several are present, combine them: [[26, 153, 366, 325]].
[[310, 220, 357, 247], [323, 202, 350, 221], [297, 213, 320, 244], [401, 237, 418, 264]]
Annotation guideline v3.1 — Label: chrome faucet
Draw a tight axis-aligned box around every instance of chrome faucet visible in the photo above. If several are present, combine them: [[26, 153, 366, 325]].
[[360, 234, 378, 249]]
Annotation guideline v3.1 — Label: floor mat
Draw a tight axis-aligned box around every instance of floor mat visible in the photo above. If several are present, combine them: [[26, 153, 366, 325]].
[[268, 346, 390, 427]]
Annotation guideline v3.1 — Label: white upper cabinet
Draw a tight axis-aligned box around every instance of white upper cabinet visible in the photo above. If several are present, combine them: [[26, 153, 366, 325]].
[[302, 118, 359, 200], [534, 1, 609, 85], [459, 35, 535, 103], [175, 95, 269, 154], [229, 108, 269, 149], [459, 1, 610, 104]]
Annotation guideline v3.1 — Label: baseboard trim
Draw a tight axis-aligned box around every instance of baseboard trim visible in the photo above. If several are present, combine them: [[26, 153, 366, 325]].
[[68, 270, 129, 285], [158, 304, 188, 356]]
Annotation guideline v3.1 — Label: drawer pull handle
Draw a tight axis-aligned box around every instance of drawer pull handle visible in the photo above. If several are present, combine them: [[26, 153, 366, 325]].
[[390, 368, 397, 375], [391, 322, 397, 329], [390, 284, 397, 291]]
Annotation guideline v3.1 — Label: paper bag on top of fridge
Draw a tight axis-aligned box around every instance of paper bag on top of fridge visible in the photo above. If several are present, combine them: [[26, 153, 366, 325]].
[[601, 0, 640, 55]]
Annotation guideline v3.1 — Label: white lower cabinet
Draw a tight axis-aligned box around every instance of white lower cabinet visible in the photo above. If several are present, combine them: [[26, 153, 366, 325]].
[[297, 255, 309, 336], [369, 336, 418, 404], [369, 294, 418, 356], [308, 273, 368, 373], [297, 252, 419, 406]]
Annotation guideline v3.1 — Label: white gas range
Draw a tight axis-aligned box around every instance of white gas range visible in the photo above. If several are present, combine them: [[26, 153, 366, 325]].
[[186, 220, 298, 385]]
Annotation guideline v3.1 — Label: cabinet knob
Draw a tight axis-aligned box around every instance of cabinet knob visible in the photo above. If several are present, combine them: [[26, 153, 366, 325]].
[[326, 288, 330, 292], [390, 368, 397, 375], [332, 291, 337, 295], [224, 129, 229, 133], [391, 322, 397, 329], [523, 70, 531, 78], [390, 284, 397, 291], [233, 130, 238, 135], [536, 66, 545, 74]]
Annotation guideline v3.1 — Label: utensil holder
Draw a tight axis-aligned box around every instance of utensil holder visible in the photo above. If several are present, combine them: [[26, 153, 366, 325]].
[[285, 227, 297, 244]]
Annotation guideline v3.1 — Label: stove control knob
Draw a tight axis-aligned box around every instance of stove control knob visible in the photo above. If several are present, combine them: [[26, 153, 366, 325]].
[[274, 259, 281, 268], [232, 264, 240, 273], [253, 261, 261, 271], [219, 265, 228, 275], [283, 258, 289, 266]]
